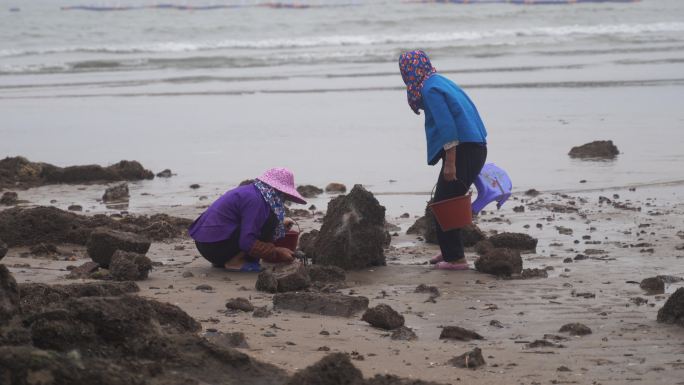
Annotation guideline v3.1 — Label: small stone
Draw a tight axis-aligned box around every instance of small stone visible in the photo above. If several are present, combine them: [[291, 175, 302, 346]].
[[225, 297, 254, 312], [86, 228, 151, 268], [273, 292, 369, 317], [296, 185, 323, 198], [559, 323, 592, 336], [189, 184, 200, 189], [67, 205, 82, 212], [640, 276, 665, 295], [102, 183, 129, 202], [489, 320, 503, 328], [448, 347, 486, 369], [557, 366, 572, 372], [109, 250, 152, 281], [390, 326, 417, 341], [195, 284, 214, 291], [156, 169, 173, 178], [474, 248, 523, 277], [182, 271, 194, 278], [361, 304, 405, 330], [439, 326, 483, 341], [252, 306, 272, 318], [324, 183, 347, 193], [521, 268, 548, 279]]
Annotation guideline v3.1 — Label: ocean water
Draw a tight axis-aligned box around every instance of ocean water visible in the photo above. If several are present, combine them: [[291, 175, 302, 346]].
[[1, 0, 683, 212]]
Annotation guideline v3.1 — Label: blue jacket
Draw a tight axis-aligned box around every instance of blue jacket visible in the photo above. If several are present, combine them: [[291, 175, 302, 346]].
[[422, 74, 487, 165]]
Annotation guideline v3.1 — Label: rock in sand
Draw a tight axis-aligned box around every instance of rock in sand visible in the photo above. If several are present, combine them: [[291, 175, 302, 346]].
[[439, 326, 483, 341], [0, 191, 18, 205], [362, 304, 405, 330], [225, 297, 255, 312], [273, 292, 369, 317], [102, 182, 129, 202], [488, 232, 538, 251], [657, 287, 684, 327], [568, 140, 619, 159], [447, 347, 486, 369], [109, 250, 152, 281], [86, 228, 151, 267], [559, 323, 592, 336], [640, 276, 665, 295], [255, 262, 311, 293], [312, 185, 386, 269], [296, 185, 323, 198], [285, 353, 363, 385], [0, 238, 7, 261], [474, 248, 523, 277], [324, 182, 347, 193], [0, 265, 20, 324], [391, 326, 418, 341], [156, 169, 173, 178]]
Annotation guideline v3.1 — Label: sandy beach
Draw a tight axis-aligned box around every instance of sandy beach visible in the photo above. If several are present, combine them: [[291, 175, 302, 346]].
[[2, 175, 683, 384]]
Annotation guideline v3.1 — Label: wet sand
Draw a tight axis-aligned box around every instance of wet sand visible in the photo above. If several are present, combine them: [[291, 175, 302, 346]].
[[3, 180, 683, 384]]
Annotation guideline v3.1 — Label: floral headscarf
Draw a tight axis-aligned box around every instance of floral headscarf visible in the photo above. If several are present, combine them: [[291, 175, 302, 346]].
[[254, 179, 286, 240], [399, 50, 437, 115]]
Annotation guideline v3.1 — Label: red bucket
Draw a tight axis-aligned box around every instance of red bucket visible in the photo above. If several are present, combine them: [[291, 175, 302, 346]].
[[274, 231, 300, 251], [429, 192, 473, 231]]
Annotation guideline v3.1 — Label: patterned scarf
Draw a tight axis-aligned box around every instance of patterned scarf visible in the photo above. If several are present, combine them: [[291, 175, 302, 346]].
[[254, 179, 286, 240], [399, 50, 437, 115]]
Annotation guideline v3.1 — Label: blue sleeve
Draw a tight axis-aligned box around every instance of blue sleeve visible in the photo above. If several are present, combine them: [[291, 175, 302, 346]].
[[238, 196, 270, 252], [423, 87, 459, 143]]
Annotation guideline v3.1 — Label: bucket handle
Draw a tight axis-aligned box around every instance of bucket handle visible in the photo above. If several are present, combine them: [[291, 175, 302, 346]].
[[430, 179, 471, 202]]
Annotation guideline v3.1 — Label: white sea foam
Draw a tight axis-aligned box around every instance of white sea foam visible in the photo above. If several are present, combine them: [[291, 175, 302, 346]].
[[1, 22, 683, 58]]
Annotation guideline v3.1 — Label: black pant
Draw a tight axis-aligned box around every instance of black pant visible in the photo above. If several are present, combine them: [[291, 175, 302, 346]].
[[434, 142, 487, 262], [195, 212, 278, 267]]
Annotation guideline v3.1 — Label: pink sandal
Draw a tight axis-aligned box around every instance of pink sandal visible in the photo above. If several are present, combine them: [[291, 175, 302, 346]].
[[434, 260, 469, 271], [429, 254, 444, 264]]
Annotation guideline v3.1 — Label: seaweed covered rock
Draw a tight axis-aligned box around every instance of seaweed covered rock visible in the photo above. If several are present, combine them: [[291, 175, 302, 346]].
[[256, 262, 311, 293], [274, 292, 369, 317], [87, 228, 151, 268], [568, 140, 619, 159], [657, 287, 684, 327], [362, 304, 405, 330], [285, 353, 363, 385], [0, 238, 7, 261], [474, 248, 523, 277], [102, 182, 129, 203], [313, 185, 386, 269], [406, 202, 438, 244], [489, 232, 537, 251], [109, 251, 152, 281], [0, 156, 154, 189], [0, 265, 20, 325], [0, 206, 189, 247]]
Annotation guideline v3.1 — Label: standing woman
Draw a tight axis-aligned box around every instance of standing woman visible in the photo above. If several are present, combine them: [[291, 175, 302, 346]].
[[399, 50, 488, 270], [188, 168, 307, 272]]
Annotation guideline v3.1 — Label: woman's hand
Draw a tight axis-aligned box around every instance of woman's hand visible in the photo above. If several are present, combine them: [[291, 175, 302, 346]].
[[284, 217, 295, 230], [443, 163, 457, 181], [274, 247, 295, 263]]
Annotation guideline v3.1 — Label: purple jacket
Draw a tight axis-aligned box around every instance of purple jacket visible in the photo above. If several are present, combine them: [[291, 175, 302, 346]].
[[188, 184, 270, 251]]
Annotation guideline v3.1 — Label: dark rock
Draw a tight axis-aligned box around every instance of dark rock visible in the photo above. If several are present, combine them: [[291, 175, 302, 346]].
[[362, 304, 405, 330], [640, 276, 665, 294], [524, 189, 540, 197], [195, 284, 214, 291], [521, 268, 548, 279], [256, 262, 311, 293], [273, 292, 369, 317], [439, 326, 483, 341], [205, 330, 249, 349], [109, 251, 152, 281], [324, 183, 347, 193], [447, 347, 486, 369], [190, 184, 200, 189], [298, 229, 319, 257], [252, 306, 272, 318], [0, 156, 153, 189], [0, 191, 18, 205], [559, 323, 592, 336], [657, 287, 684, 327], [526, 340, 565, 349], [312, 185, 386, 269], [156, 169, 173, 178], [474, 248, 523, 277], [102, 182, 129, 203], [462, 224, 486, 247], [225, 297, 254, 312], [66, 261, 100, 279], [297, 185, 324, 198], [87, 228, 151, 267], [513, 205, 525, 213], [29, 243, 59, 255], [18, 281, 139, 314], [568, 140, 619, 159], [488, 232, 537, 251], [118, 213, 193, 241], [489, 320, 504, 328], [0, 238, 7, 260], [406, 202, 437, 244], [67, 204, 83, 211], [473, 239, 494, 256], [285, 353, 362, 385], [307, 264, 346, 283], [414, 284, 440, 297], [390, 326, 418, 341], [0, 265, 20, 325]]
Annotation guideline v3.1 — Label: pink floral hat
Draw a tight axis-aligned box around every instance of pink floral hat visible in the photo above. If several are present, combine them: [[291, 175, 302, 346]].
[[257, 168, 306, 204]]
